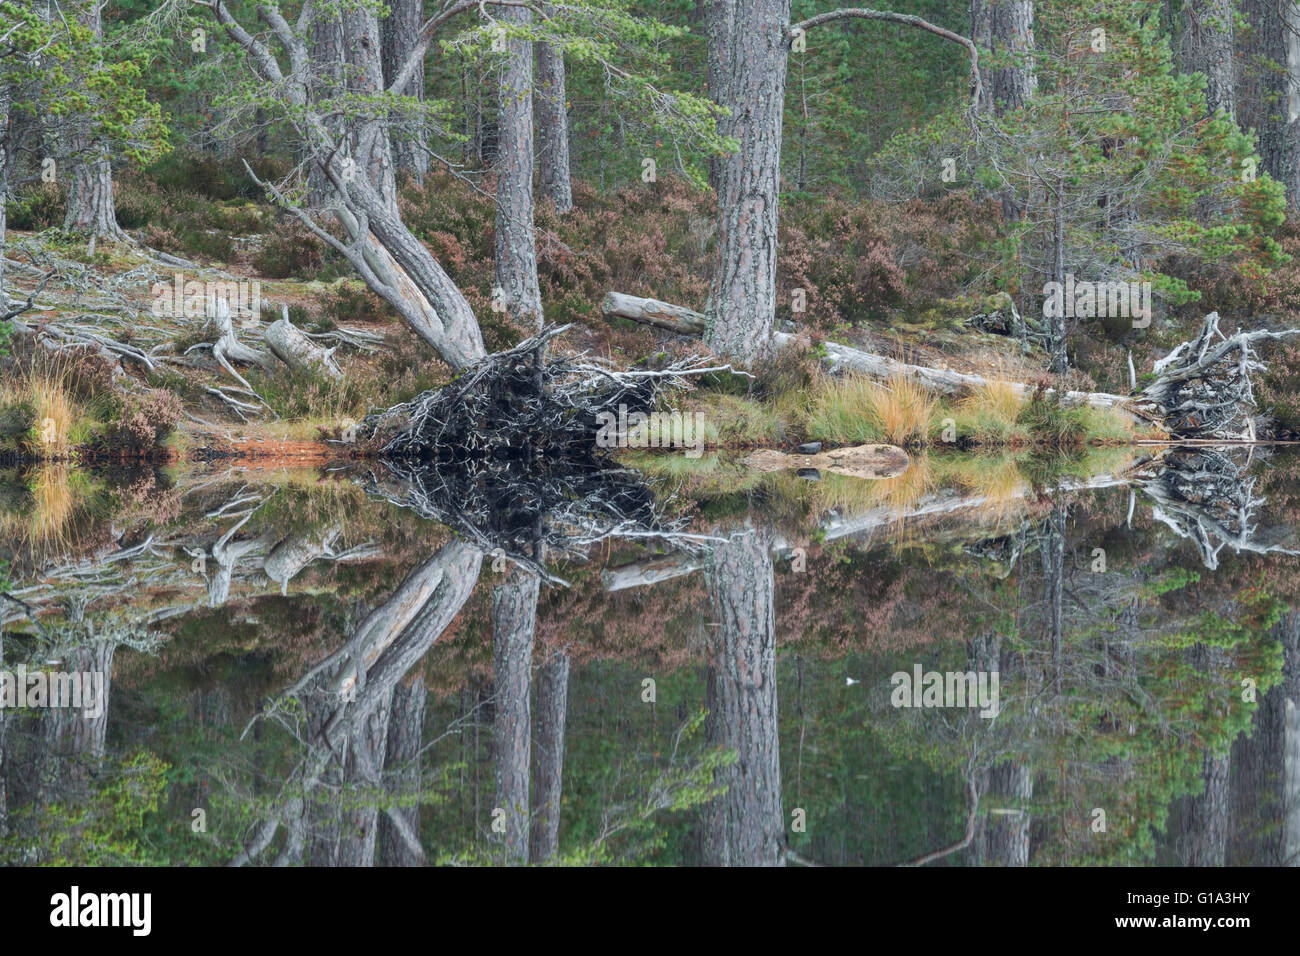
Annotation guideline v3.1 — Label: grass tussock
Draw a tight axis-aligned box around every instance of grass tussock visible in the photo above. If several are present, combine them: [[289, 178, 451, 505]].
[[805, 372, 936, 446], [948, 380, 1030, 445], [0, 352, 96, 455]]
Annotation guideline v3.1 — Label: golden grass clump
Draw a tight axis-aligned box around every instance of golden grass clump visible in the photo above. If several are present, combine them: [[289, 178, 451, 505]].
[[0, 351, 89, 456], [806, 373, 937, 447]]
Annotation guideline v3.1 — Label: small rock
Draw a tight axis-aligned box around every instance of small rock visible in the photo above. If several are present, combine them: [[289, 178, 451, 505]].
[[796, 468, 822, 481], [796, 441, 822, 454]]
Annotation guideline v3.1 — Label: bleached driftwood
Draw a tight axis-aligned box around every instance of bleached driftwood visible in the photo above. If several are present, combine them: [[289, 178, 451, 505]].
[[265, 305, 342, 378], [1130, 312, 1300, 439]]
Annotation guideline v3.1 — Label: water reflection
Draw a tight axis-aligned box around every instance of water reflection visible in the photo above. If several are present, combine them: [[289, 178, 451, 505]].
[[0, 447, 1297, 866]]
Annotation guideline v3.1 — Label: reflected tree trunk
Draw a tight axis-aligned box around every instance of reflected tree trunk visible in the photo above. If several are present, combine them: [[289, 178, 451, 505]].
[[1228, 610, 1300, 864], [378, 677, 427, 866], [1184, 749, 1230, 866], [703, 527, 785, 866], [967, 633, 1032, 866], [530, 651, 569, 862], [234, 540, 482, 867], [39, 640, 115, 803], [493, 568, 540, 864], [1041, 505, 1066, 693], [0, 630, 7, 838]]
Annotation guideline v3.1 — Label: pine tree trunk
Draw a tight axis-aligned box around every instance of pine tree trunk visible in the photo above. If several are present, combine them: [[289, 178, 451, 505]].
[[1182, 0, 1236, 120], [704, 0, 790, 364], [971, 1, 1037, 115], [495, 7, 543, 327], [308, 10, 346, 209], [703, 527, 786, 866], [337, 690, 392, 867], [706, 0, 736, 192], [62, 3, 124, 240], [343, 6, 397, 208], [493, 569, 539, 864], [39, 641, 115, 803], [381, 0, 429, 185], [1184, 750, 1230, 865], [536, 29, 573, 213], [529, 651, 569, 862], [1238, 0, 1300, 206]]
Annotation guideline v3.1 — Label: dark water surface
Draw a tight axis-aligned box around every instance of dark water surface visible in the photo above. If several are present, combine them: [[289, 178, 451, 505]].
[[1, 445, 1297, 866]]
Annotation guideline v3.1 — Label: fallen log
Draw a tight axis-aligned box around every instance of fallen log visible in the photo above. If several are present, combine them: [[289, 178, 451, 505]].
[[602, 291, 1132, 410], [265, 306, 342, 379], [601, 292, 707, 334]]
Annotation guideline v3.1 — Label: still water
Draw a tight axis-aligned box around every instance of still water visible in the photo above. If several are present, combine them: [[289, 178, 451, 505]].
[[1, 444, 1297, 866]]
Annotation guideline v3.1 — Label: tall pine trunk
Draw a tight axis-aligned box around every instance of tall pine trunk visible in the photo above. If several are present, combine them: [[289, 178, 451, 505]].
[[704, 0, 790, 364], [381, 0, 429, 185], [971, 1, 1037, 115], [62, 3, 124, 240], [378, 678, 427, 866], [495, 7, 543, 328], [308, 10, 346, 209], [1239, 0, 1300, 207], [535, 30, 573, 213], [343, 6, 397, 208], [1181, 0, 1236, 120]]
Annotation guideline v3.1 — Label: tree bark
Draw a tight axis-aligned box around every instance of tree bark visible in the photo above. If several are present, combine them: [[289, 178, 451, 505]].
[[535, 16, 573, 213], [495, 7, 543, 328], [343, 5, 397, 208], [704, 0, 790, 364], [967, 631, 1032, 867], [1182, 0, 1236, 121], [971, 1, 1037, 115], [308, 9, 346, 209], [39, 641, 115, 803], [381, 0, 430, 184], [703, 527, 786, 866], [529, 651, 569, 862], [62, 2, 124, 241], [1238, 0, 1300, 206], [493, 568, 540, 864], [706, 0, 736, 192], [264, 316, 342, 378], [1184, 749, 1230, 866]]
